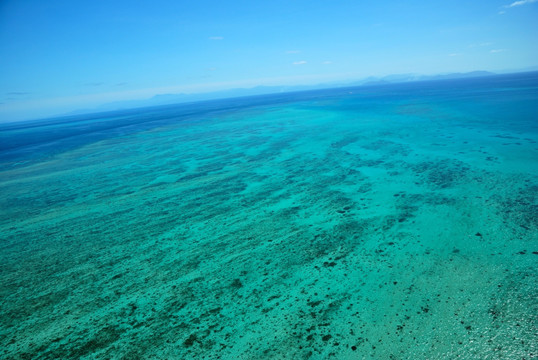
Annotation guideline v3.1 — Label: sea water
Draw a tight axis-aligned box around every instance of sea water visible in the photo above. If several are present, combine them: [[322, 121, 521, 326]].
[[0, 72, 537, 359]]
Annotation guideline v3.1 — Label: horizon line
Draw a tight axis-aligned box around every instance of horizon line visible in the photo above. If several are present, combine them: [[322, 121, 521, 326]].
[[2, 69, 538, 125]]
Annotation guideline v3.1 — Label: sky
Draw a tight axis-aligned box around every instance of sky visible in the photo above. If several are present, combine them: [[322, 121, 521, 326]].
[[1, 0, 537, 122]]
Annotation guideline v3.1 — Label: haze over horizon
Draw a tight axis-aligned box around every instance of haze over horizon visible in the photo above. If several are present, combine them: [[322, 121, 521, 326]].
[[1, 0, 537, 122]]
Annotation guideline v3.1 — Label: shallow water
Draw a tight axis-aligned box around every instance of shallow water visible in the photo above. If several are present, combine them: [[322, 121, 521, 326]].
[[1, 73, 537, 359]]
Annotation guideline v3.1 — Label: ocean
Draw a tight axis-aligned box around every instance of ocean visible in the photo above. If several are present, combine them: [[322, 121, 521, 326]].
[[1, 72, 537, 359]]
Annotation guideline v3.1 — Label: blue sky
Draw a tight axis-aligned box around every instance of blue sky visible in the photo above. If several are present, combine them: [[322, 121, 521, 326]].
[[1, 0, 537, 122]]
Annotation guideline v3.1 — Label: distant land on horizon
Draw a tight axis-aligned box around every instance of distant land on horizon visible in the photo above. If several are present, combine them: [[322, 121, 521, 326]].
[[65, 70, 503, 117]]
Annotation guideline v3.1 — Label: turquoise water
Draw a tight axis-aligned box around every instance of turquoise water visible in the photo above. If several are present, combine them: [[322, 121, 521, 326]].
[[1, 73, 537, 359]]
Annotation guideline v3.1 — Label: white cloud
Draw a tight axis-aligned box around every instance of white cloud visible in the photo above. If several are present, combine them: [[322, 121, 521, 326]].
[[209, 36, 224, 40], [322, 61, 333, 64], [498, 10, 506, 14], [293, 61, 307, 65], [490, 49, 507, 53], [448, 53, 461, 57], [507, 0, 538, 7], [286, 50, 301, 54]]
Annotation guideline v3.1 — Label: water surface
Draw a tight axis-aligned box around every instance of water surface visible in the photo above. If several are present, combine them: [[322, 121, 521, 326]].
[[1, 73, 537, 359]]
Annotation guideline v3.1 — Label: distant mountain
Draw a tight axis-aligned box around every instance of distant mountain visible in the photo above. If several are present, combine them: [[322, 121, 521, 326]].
[[79, 70, 497, 114], [418, 70, 495, 81], [92, 86, 286, 112], [347, 70, 496, 87], [91, 83, 335, 113]]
